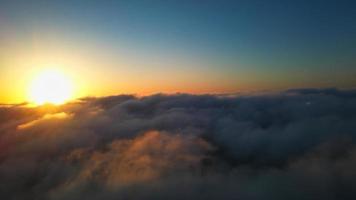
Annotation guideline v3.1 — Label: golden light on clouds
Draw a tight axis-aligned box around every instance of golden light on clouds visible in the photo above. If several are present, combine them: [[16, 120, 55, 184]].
[[17, 112, 70, 130], [28, 69, 74, 105]]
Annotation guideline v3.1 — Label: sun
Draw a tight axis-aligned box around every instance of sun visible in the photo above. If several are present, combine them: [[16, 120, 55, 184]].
[[28, 69, 74, 105]]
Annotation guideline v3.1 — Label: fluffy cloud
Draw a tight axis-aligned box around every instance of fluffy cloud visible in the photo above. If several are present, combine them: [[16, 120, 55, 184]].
[[1, 88, 356, 200]]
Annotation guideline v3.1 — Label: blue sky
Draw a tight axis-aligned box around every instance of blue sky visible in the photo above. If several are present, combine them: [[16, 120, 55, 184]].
[[1, 0, 356, 102]]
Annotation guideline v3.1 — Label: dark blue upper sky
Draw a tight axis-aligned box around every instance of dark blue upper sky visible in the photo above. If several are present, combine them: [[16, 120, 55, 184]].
[[1, 0, 356, 100]]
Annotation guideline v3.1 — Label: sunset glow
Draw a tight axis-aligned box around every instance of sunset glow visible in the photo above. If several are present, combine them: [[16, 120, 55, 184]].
[[1, 1, 356, 199], [28, 69, 73, 105]]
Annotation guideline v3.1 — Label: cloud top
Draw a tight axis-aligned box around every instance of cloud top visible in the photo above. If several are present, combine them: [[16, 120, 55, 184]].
[[1, 88, 356, 200]]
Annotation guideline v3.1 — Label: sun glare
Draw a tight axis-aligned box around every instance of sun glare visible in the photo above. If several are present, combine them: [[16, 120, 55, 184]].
[[29, 69, 73, 105]]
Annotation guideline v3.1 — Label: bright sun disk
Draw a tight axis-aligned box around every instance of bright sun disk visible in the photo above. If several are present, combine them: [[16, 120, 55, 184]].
[[29, 69, 73, 105]]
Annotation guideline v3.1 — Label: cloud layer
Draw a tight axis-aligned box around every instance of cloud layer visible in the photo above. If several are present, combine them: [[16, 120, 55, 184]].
[[1, 88, 356, 200]]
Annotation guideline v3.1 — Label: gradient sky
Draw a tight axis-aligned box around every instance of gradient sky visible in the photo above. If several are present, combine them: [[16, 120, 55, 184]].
[[1, 0, 356, 103]]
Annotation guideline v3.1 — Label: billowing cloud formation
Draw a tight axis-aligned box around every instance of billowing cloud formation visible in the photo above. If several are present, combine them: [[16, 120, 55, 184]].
[[1, 88, 356, 200]]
